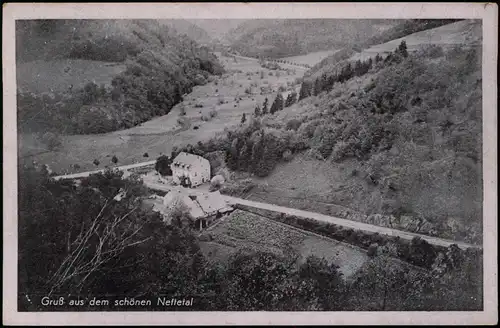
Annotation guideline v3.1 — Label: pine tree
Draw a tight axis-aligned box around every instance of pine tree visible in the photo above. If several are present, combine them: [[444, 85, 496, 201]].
[[241, 113, 247, 124], [285, 91, 297, 107], [313, 78, 322, 96], [321, 73, 329, 93], [270, 93, 284, 114], [354, 60, 362, 76], [254, 105, 261, 117], [262, 98, 269, 115], [298, 81, 312, 100], [398, 40, 408, 58]]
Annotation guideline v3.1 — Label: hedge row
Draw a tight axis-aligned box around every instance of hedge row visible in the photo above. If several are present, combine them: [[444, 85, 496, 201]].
[[234, 204, 454, 270]]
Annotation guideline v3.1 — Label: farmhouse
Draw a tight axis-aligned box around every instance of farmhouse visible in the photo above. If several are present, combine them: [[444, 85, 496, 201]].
[[171, 152, 210, 188], [154, 187, 233, 231]]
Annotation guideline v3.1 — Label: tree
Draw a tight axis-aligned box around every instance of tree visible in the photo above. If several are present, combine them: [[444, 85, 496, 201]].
[[270, 93, 284, 114], [40, 132, 62, 151], [298, 81, 312, 100], [262, 98, 269, 115], [298, 255, 346, 310], [111, 155, 118, 164], [254, 105, 261, 117], [313, 78, 323, 96], [241, 113, 247, 124], [285, 91, 297, 107], [220, 251, 292, 310], [398, 40, 408, 58], [143, 152, 149, 158], [155, 155, 172, 176]]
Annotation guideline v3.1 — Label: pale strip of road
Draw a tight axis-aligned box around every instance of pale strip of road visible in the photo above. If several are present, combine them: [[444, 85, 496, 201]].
[[142, 180, 480, 250], [223, 196, 480, 250], [54, 170, 480, 250], [52, 160, 156, 181]]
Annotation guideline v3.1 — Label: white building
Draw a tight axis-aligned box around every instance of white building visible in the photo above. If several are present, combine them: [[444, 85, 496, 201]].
[[170, 152, 210, 188]]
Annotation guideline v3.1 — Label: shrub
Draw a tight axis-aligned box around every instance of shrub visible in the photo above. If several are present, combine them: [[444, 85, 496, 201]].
[[155, 155, 172, 176], [194, 104, 204, 108], [41, 132, 62, 151], [367, 243, 378, 257], [209, 109, 218, 118], [285, 118, 302, 131], [93, 159, 100, 166], [143, 152, 149, 158], [111, 155, 118, 164], [282, 149, 293, 161]]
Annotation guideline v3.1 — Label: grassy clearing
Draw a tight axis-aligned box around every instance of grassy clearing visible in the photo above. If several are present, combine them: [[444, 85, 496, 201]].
[[16, 59, 126, 94], [19, 54, 304, 173], [247, 152, 366, 211], [199, 209, 369, 278], [282, 49, 340, 66]]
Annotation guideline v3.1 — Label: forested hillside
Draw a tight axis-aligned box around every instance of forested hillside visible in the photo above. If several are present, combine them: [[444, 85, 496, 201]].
[[159, 19, 212, 45], [226, 19, 400, 58], [174, 39, 482, 244], [16, 20, 224, 134]]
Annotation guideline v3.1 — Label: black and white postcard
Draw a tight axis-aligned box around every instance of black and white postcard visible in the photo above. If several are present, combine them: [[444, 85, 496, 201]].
[[3, 2, 497, 326]]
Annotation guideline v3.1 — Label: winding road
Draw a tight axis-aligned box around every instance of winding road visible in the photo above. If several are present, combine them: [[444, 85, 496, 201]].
[[53, 169, 480, 250], [140, 179, 479, 250]]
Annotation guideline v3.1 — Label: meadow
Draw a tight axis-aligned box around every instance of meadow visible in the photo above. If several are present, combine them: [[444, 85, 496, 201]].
[[19, 54, 305, 173], [16, 59, 126, 94], [282, 49, 340, 66]]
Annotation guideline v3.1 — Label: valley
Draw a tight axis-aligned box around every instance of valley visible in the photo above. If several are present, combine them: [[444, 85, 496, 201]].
[[16, 18, 485, 312], [19, 51, 307, 174]]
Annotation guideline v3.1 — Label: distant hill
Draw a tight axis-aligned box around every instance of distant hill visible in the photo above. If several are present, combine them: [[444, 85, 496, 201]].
[[189, 19, 248, 42], [159, 19, 212, 45], [16, 19, 224, 134], [225, 19, 401, 58]]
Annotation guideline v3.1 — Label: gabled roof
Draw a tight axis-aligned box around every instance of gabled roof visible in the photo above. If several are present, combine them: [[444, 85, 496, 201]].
[[162, 189, 205, 219], [195, 191, 231, 214], [171, 152, 208, 168]]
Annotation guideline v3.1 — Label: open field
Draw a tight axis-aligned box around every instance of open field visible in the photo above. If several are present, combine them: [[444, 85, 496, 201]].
[[16, 59, 126, 94], [350, 19, 481, 61], [247, 152, 366, 212], [282, 49, 339, 66], [199, 209, 369, 278], [19, 54, 305, 173]]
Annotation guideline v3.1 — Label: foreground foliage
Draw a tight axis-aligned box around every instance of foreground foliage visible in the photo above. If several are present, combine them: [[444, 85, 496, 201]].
[[18, 169, 482, 311]]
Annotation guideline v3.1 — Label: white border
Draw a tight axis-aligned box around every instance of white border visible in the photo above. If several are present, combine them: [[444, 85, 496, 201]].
[[3, 2, 498, 326]]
